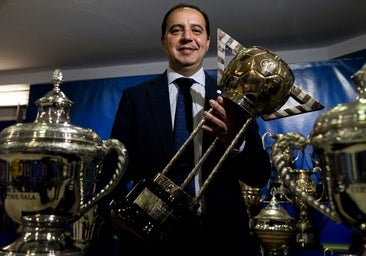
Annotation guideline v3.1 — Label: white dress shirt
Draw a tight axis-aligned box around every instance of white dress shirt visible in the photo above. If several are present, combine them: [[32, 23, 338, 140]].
[[167, 67, 205, 202]]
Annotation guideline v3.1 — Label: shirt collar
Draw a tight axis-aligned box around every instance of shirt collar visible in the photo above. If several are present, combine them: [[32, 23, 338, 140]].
[[167, 67, 205, 86]]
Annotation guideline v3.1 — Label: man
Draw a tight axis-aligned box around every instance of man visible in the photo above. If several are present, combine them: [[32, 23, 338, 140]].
[[90, 3, 271, 255]]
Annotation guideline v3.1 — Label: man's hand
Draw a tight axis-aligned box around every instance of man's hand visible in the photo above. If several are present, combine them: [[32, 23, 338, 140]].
[[202, 96, 248, 147]]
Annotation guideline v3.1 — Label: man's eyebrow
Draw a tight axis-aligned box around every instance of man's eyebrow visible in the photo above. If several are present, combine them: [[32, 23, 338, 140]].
[[169, 23, 204, 30], [169, 24, 183, 29], [190, 24, 204, 29]]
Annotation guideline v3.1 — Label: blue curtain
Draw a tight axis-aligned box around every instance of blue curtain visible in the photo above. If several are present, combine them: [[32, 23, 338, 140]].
[[25, 74, 159, 139]]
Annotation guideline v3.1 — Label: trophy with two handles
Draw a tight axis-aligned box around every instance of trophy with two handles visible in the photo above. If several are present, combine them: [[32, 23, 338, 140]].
[[271, 63, 366, 255], [0, 69, 128, 255]]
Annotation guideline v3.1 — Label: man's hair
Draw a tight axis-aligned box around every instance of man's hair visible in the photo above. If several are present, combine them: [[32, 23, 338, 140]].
[[161, 3, 210, 38]]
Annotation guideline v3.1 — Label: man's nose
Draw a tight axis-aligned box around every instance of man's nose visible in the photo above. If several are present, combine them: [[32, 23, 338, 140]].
[[181, 29, 193, 40]]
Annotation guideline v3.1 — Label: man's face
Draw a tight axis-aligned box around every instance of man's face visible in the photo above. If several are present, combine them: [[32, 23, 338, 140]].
[[161, 7, 210, 75]]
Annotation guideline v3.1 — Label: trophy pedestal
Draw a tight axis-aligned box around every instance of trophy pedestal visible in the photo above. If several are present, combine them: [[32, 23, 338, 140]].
[[110, 172, 199, 246], [0, 215, 82, 256]]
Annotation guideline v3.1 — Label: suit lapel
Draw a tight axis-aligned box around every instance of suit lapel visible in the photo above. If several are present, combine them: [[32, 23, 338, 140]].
[[203, 73, 220, 151], [148, 73, 175, 158], [204, 72, 219, 110]]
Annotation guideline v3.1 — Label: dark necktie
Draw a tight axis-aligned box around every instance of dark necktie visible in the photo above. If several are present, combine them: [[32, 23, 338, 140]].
[[173, 77, 195, 195], [174, 77, 194, 152]]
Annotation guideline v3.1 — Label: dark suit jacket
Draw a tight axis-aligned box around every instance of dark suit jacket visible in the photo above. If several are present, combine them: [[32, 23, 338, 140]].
[[92, 71, 271, 255]]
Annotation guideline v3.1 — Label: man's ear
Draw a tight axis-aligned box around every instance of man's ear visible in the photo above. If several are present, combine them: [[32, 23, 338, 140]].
[[160, 37, 167, 52]]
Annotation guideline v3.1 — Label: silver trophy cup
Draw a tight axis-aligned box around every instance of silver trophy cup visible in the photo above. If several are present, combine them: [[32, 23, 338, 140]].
[[271, 63, 366, 255], [0, 69, 128, 255]]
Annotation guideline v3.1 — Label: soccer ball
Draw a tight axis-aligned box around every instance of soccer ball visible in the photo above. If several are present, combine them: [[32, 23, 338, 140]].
[[220, 46, 294, 117]]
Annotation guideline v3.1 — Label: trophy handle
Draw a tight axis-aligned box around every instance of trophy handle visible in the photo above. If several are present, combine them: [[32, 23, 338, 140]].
[[271, 132, 341, 223], [72, 138, 128, 222]]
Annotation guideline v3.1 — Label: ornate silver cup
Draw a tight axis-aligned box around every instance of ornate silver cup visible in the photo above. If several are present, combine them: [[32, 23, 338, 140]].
[[0, 69, 128, 255], [239, 181, 263, 229], [262, 132, 300, 202], [287, 168, 323, 250], [254, 195, 295, 256], [271, 62, 366, 255]]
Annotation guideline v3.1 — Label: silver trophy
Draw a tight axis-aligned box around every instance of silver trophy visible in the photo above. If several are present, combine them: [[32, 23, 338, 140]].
[[271, 63, 366, 255], [287, 168, 323, 250], [239, 181, 263, 229], [253, 195, 295, 256], [0, 69, 128, 255]]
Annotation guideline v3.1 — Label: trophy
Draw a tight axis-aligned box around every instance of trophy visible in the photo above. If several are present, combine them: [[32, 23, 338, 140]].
[[110, 28, 325, 246], [253, 195, 295, 256], [265, 133, 325, 250], [287, 168, 323, 250], [262, 132, 300, 202], [239, 181, 263, 229], [271, 62, 366, 255], [110, 28, 324, 246], [0, 69, 128, 255]]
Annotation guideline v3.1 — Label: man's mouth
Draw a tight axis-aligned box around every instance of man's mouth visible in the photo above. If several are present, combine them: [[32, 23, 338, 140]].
[[179, 47, 196, 54]]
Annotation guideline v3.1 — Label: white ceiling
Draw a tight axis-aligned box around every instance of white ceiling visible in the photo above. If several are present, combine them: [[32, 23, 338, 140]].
[[0, 0, 366, 82]]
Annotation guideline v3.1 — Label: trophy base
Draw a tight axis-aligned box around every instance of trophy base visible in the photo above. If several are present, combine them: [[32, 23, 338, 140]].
[[0, 214, 84, 256], [0, 246, 82, 256], [294, 231, 323, 251], [110, 172, 199, 246]]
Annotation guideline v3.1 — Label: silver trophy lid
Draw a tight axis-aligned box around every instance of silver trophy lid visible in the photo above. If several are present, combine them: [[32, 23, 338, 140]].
[[0, 69, 103, 158], [311, 63, 366, 146], [34, 68, 74, 124], [254, 196, 294, 222]]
